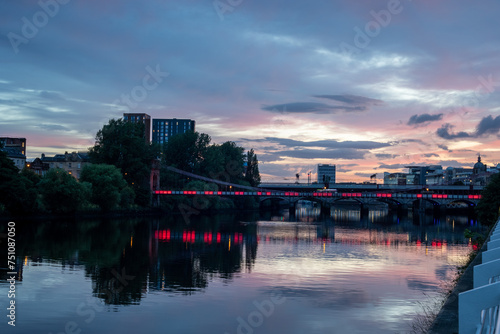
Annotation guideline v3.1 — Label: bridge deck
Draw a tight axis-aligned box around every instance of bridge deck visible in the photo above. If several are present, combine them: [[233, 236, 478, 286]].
[[154, 190, 481, 201]]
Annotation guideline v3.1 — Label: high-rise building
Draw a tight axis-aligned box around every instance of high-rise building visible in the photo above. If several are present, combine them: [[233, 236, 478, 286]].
[[152, 118, 195, 145], [123, 113, 151, 143], [0, 137, 26, 156], [317, 164, 336, 185]]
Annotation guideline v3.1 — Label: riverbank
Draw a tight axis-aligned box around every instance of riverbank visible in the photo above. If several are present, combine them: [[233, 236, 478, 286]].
[[428, 221, 495, 334]]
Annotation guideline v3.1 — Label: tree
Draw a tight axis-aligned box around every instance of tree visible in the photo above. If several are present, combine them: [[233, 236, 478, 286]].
[[89, 119, 160, 206], [162, 131, 211, 173], [476, 173, 500, 226], [38, 168, 90, 214], [244, 149, 261, 187], [0, 150, 39, 215], [80, 164, 133, 211], [218, 141, 245, 184], [161, 131, 211, 188]]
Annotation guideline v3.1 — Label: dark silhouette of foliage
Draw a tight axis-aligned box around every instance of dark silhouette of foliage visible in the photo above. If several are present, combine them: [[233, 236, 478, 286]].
[[476, 173, 500, 225]]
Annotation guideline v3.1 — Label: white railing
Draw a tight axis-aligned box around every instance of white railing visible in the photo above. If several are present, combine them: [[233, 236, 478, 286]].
[[459, 218, 500, 333]]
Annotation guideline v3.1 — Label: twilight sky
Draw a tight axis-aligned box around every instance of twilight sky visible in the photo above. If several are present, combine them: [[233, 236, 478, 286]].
[[1, 0, 500, 182]]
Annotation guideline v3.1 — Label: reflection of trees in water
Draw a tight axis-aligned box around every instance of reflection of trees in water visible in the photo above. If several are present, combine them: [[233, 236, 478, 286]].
[[148, 227, 258, 294], [11, 216, 258, 305]]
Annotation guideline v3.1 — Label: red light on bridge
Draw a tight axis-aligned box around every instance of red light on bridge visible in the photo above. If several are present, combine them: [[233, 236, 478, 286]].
[[217, 232, 221, 243], [266, 192, 271, 196], [468, 195, 481, 199], [204, 191, 214, 195], [218, 191, 222, 195], [258, 192, 262, 195]]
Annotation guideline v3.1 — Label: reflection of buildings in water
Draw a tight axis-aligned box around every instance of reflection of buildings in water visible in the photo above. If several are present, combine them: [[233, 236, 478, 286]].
[[331, 208, 361, 222], [446, 215, 478, 226], [256, 222, 334, 244], [333, 228, 410, 246], [368, 208, 389, 223], [294, 200, 321, 222]]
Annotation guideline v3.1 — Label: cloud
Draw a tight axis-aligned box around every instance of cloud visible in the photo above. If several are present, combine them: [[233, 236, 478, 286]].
[[39, 91, 66, 101], [437, 144, 449, 151], [377, 163, 406, 170], [312, 94, 383, 106], [436, 123, 471, 140], [476, 115, 500, 136], [422, 153, 439, 157], [375, 153, 398, 159], [261, 102, 365, 114], [437, 115, 500, 140], [265, 137, 391, 150], [407, 113, 443, 126], [336, 163, 359, 173], [37, 124, 71, 131], [437, 160, 465, 168], [268, 149, 366, 160]]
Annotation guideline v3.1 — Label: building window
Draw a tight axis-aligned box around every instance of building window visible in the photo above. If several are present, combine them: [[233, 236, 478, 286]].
[[78, 163, 81, 168], [68, 163, 72, 168]]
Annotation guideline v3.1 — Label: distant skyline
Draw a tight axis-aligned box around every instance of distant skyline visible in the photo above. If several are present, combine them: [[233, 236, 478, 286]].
[[1, 1, 500, 182]]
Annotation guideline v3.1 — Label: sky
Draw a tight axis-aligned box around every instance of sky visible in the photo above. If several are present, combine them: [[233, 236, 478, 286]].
[[1, 0, 500, 183]]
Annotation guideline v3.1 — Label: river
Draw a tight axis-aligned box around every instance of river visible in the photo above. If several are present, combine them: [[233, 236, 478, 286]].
[[0, 207, 486, 334]]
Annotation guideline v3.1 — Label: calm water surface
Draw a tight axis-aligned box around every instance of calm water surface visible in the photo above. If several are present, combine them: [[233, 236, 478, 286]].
[[0, 208, 485, 334]]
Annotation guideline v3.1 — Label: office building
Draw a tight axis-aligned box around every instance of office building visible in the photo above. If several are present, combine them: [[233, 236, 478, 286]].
[[123, 113, 151, 143], [152, 118, 195, 145], [317, 164, 336, 185]]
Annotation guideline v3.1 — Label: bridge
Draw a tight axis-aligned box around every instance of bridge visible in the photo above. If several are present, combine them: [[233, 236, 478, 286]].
[[155, 167, 484, 210], [153, 188, 482, 209]]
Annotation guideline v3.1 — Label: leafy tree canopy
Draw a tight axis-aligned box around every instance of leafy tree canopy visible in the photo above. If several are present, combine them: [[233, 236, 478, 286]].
[[89, 118, 160, 206], [80, 164, 133, 211], [476, 173, 500, 226], [38, 168, 90, 214], [161, 131, 259, 189]]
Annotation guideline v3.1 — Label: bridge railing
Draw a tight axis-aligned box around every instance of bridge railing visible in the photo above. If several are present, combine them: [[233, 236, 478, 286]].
[[153, 190, 481, 201], [459, 218, 500, 334]]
